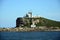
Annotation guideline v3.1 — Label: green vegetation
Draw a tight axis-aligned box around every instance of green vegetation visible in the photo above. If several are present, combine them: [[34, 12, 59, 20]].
[[36, 17, 60, 27], [23, 17, 60, 27]]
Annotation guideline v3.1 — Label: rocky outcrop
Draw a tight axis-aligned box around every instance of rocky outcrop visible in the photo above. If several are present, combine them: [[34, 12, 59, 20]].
[[0, 27, 60, 32]]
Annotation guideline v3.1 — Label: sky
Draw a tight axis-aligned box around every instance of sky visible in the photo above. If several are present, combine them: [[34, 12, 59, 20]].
[[0, 0, 60, 28]]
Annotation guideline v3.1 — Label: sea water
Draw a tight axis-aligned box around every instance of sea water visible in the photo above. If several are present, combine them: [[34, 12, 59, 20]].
[[0, 31, 60, 40]]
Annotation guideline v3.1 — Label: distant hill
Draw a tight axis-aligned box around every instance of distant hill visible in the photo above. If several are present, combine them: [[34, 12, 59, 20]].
[[35, 17, 60, 27], [16, 17, 60, 27]]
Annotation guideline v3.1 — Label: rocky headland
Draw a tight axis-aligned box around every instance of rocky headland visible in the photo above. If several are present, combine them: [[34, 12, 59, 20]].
[[0, 26, 60, 32], [0, 12, 60, 32]]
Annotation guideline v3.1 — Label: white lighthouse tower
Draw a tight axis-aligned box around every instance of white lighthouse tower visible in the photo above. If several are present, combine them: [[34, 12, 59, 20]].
[[28, 12, 32, 18]]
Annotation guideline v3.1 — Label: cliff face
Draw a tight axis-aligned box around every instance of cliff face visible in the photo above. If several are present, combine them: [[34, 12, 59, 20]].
[[16, 17, 23, 27], [16, 17, 60, 28], [16, 17, 32, 27]]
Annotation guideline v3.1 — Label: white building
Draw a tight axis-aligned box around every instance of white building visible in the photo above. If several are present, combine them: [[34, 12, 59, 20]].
[[28, 12, 32, 18], [31, 22, 36, 27]]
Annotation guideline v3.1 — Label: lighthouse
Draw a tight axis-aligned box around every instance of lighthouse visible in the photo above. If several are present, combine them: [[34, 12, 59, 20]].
[[28, 12, 32, 18]]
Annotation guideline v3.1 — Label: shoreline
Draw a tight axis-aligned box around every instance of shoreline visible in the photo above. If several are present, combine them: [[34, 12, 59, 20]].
[[0, 27, 60, 32]]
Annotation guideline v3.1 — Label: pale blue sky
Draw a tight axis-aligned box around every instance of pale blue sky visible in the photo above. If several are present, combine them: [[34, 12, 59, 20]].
[[0, 0, 60, 28]]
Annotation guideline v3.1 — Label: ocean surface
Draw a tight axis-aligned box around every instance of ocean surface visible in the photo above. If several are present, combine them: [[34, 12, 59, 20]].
[[0, 31, 60, 40]]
